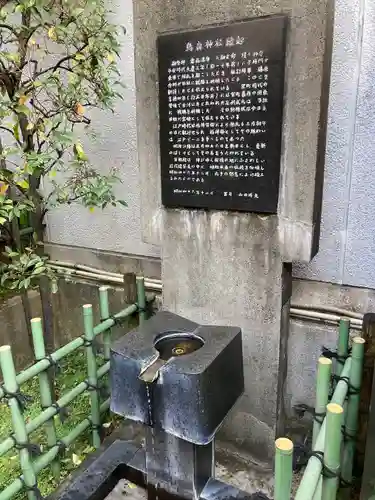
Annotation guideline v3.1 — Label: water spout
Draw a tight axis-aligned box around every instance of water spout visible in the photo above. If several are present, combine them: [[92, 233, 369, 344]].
[[139, 357, 167, 384]]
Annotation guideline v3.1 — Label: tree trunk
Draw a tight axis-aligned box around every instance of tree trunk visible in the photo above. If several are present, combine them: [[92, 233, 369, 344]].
[[11, 215, 34, 350]]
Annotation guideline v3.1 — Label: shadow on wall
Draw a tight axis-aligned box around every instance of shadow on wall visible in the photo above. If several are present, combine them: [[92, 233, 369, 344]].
[[0, 279, 138, 372]]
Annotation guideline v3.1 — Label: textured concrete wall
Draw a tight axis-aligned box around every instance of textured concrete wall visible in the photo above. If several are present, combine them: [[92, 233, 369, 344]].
[[45, 0, 159, 259], [295, 0, 375, 289]]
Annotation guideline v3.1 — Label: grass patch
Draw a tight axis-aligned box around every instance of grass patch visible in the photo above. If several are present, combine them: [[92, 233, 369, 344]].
[[0, 347, 120, 499]]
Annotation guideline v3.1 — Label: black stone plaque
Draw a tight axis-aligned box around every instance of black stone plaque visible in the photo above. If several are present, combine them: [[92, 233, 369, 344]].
[[158, 15, 287, 214]]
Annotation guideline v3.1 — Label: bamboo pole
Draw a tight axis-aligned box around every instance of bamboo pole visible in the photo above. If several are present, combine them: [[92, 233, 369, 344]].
[[295, 358, 351, 500], [322, 403, 344, 500], [274, 438, 293, 500], [0, 303, 138, 400], [0, 399, 110, 500], [341, 336, 365, 495], [335, 319, 350, 379], [99, 286, 111, 363], [0, 346, 38, 500], [30, 318, 60, 481], [136, 276, 147, 325], [313, 357, 332, 448], [83, 304, 101, 448]]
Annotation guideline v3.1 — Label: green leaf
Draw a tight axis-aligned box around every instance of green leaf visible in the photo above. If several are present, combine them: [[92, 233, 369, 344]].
[[20, 254, 28, 266], [32, 267, 45, 275], [53, 131, 75, 145], [15, 105, 30, 115], [13, 122, 20, 142], [74, 142, 88, 161], [118, 200, 127, 207], [25, 258, 41, 269]]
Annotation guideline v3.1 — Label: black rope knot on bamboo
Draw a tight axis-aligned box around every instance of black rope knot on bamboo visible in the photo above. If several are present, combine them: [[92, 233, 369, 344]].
[[20, 478, 44, 499], [309, 451, 352, 488], [51, 402, 70, 423], [135, 303, 147, 314], [56, 440, 67, 453], [42, 354, 62, 374], [91, 423, 102, 432], [85, 381, 99, 392], [101, 315, 123, 325], [2, 387, 33, 411], [341, 425, 355, 443], [331, 375, 360, 396], [12, 437, 42, 457], [293, 403, 326, 425], [321, 346, 351, 366], [82, 337, 93, 348]]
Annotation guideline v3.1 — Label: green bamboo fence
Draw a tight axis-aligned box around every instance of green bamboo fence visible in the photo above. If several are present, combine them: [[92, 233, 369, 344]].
[[274, 318, 365, 500], [0, 277, 152, 500]]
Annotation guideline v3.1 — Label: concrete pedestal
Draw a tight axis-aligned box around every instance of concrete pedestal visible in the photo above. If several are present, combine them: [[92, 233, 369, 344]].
[[163, 212, 291, 461], [133, 0, 333, 461]]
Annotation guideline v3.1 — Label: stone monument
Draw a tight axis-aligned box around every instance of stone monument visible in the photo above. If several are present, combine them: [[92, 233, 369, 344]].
[[133, 0, 333, 462]]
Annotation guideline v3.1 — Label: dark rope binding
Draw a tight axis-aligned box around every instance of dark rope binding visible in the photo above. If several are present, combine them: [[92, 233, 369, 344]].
[[42, 354, 62, 374], [56, 439, 67, 454], [85, 381, 99, 392], [100, 315, 124, 325], [310, 451, 352, 488], [12, 438, 42, 457], [136, 303, 147, 314], [2, 388, 33, 411], [81, 336, 100, 356], [331, 375, 360, 396], [292, 442, 311, 471], [20, 478, 44, 499], [321, 346, 351, 366], [293, 403, 326, 425], [51, 402, 70, 424]]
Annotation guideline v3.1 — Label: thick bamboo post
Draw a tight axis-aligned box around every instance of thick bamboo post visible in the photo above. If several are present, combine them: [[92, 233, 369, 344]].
[[313, 357, 332, 448], [341, 336, 365, 496], [322, 403, 344, 500], [136, 276, 147, 325], [335, 319, 350, 379], [274, 438, 293, 500], [99, 286, 111, 363], [0, 345, 38, 500], [31, 318, 60, 481], [83, 304, 101, 448], [295, 358, 351, 500]]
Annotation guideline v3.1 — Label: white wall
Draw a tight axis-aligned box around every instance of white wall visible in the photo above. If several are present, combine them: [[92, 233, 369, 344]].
[[294, 0, 375, 288], [46, 0, 159, 258]]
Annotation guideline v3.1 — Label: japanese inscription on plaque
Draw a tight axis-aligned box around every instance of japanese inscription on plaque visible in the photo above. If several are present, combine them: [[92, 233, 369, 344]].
[[158, 15, 287, 213]]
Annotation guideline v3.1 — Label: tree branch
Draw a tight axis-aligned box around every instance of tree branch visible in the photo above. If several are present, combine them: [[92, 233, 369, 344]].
[[0, 23, 17, 36], [32, 43, 89, 80], [0, 126, 23, 146], [37, 120, 62, 152]]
